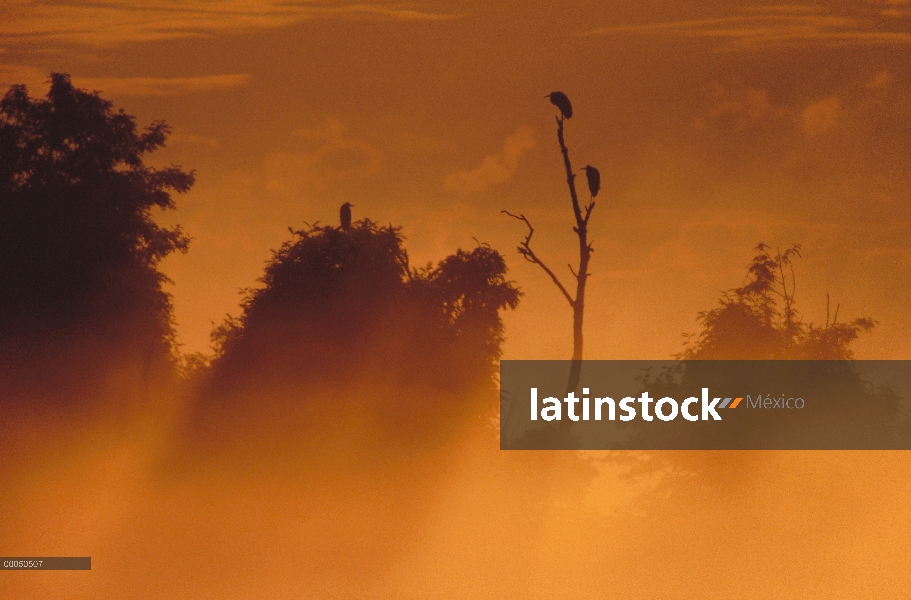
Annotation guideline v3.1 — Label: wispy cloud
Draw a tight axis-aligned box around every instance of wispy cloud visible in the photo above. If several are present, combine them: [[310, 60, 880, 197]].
[[583, 5, 911, 51], [79, 73, 251, 96], [866, 70, 893, 89], [0, 64, 250, 96], [800, 95, 841, 137], [445, 125, 535, 193], [0, 64, 46, 89], [881, 0, 911, 18], [165, 127, 221, 148], [262, 117, 384, 193], [0, 1, 455, 47]]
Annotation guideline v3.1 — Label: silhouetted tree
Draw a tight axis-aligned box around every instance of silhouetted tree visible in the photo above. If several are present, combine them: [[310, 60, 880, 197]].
[[0, 73, 192, 385], [208, 219, 520, 394], [680, 243, 875, 360], [617, 243, 896, 486], [504, 91, 598, 393]]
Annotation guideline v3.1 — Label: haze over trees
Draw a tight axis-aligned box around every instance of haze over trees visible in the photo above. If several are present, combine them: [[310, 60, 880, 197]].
[[0, 72, 879, 423], [0, 74, 523, 415]]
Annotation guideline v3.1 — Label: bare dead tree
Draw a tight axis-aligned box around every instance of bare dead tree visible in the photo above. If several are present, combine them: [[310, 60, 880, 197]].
[[503, 94, 596, 393]]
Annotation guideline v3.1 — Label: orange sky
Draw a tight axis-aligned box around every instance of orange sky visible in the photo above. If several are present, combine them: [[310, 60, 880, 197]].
[[2, 0, 910, 360], [3, 5, 911, 598]]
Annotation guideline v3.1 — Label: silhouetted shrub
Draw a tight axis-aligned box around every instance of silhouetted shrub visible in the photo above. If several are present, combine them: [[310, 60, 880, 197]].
[[208, 220, 520, 396], [680, 243, 874, 360]]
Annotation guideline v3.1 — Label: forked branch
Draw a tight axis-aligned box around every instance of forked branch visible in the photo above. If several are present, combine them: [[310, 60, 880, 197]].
[[501, 209, 575, 308]]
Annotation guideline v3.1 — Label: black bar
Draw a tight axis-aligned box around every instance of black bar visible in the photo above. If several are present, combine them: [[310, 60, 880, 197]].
[[1, 557, 91, 570]]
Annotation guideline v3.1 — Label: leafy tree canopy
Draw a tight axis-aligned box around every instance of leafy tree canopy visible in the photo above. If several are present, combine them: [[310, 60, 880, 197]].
[[680, 243, 874, 360], [210, 220, 521, 392], [0, 73, 192, 367]]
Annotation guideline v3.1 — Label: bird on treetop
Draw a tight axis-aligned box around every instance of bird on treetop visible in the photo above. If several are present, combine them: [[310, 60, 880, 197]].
[[545, 91, 573, 119], [340, 202, 354, 231], [580, 165, 600, 198]]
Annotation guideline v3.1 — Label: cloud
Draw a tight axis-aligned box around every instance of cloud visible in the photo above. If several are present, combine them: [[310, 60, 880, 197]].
[[0, 1, 455, 47], [165, 128, 221, 149], [0, 64, 46, 90], [696, 76, 897, 142], [582, 6, 911, 51], [293, 117, 348, 142], [692, 82, 793, 136], [0, 65, 250, 97], [78, 73, 251, 96], [263, 117, 384, 192], [801, 96, 841, 137], [881, 0, 911, 17], [445, 125, 535, 193], [708, 83, 775, 123], [867, 70, 893, 89]]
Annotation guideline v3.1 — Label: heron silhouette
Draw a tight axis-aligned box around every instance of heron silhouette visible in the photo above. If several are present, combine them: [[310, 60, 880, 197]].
[[580, 165, 600, 198], [545, 91, 573, 119], [340, 202, 354, 231]]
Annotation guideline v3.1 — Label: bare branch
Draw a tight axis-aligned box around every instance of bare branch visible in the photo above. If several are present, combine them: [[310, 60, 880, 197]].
[[396, 249, 413, 282], [790, 262, 796, 301], [502, 210, 576, 308], [556, 118, 584, 229]]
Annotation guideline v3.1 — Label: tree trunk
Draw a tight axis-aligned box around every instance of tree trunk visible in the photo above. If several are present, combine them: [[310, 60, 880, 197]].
[[556, 117, 591, 394]]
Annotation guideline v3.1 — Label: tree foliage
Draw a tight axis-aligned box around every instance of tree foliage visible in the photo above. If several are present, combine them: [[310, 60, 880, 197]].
[[210, 220, 521, 393], [680, 243, 875, 360], [0, 73, 192, 370]]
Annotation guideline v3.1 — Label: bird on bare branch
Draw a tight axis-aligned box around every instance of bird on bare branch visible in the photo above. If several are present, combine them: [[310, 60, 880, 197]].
[[546, 91, 573, 120], [580, 165, 600, 198]]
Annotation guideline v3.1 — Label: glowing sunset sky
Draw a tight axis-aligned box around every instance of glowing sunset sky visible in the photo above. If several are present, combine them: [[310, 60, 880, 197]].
[[2, 0, 909, 360]]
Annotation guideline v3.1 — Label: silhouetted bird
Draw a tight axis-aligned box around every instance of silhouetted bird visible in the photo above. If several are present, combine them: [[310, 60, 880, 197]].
[[580, 165, 600, 198], [546, 91, 573, 119], [340, 202, 354, 230]]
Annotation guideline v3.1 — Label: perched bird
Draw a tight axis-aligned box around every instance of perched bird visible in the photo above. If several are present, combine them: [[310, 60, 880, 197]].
[[340, 202, 354, 230], [545, 91, 573, 119], [580, 165, 600, 198]]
